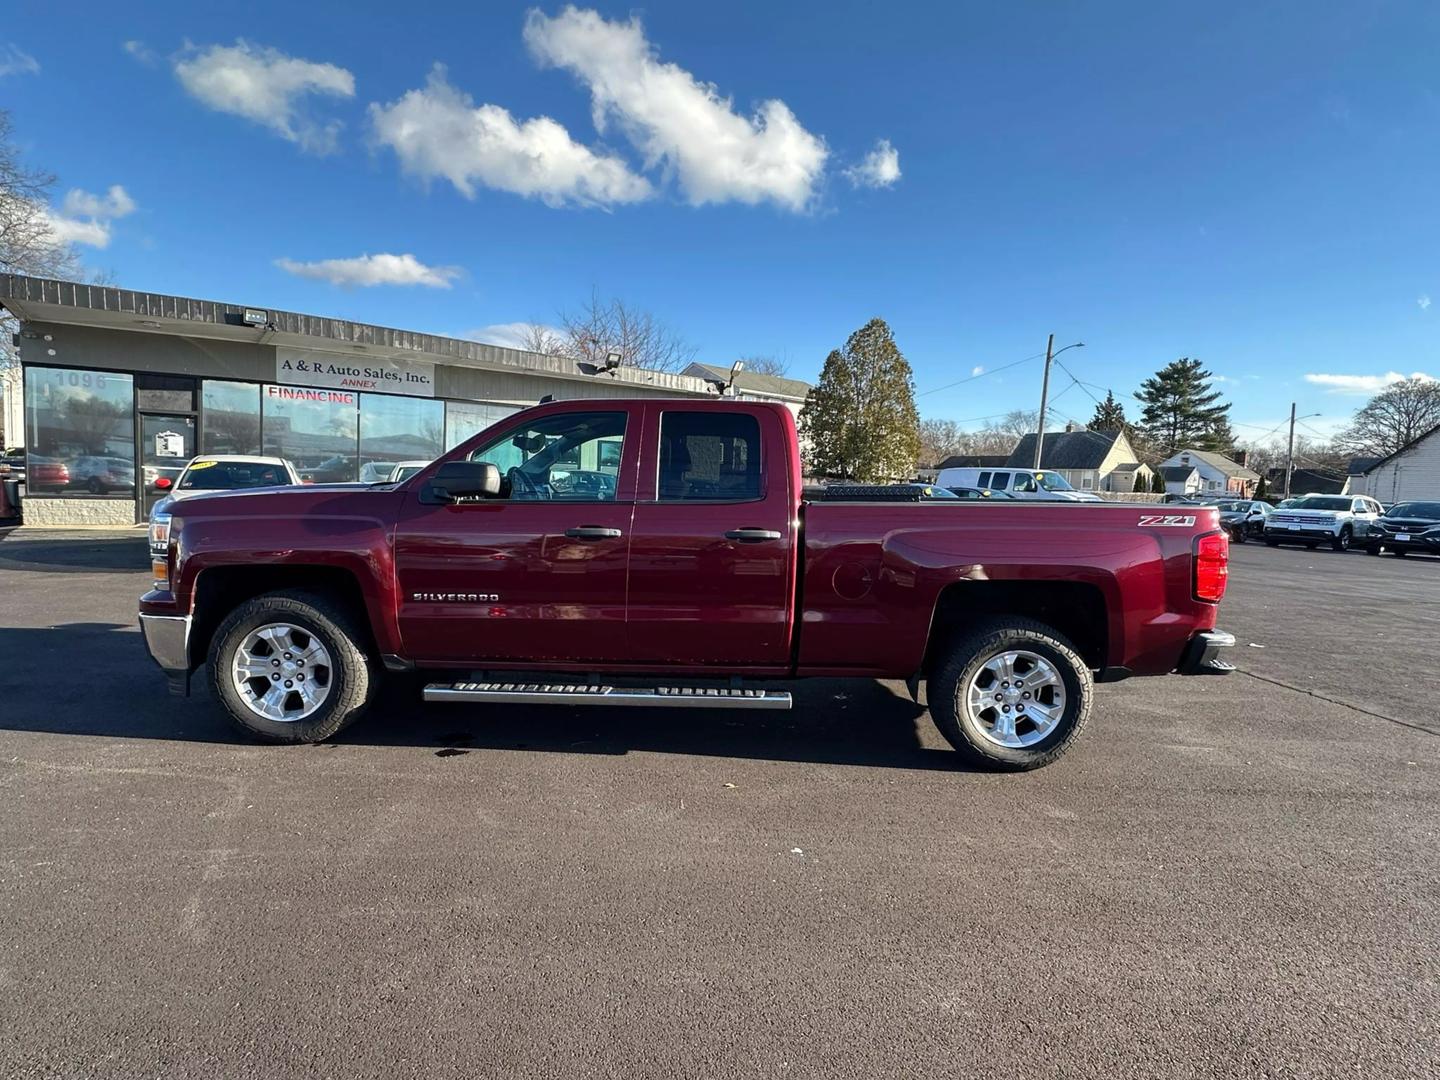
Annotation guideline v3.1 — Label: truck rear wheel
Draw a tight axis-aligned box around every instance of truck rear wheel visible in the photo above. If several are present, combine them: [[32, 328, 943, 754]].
[[929, 618, 1092, 770], [208, 590, 377, 743]]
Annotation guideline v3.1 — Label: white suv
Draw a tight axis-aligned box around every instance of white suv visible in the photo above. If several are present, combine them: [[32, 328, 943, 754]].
[[1263, 494, 1383, 551]]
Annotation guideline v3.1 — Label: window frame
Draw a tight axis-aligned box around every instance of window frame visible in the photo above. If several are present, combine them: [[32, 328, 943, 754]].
[[463, 409, 631, 504], [652, 408, 766, 504], [22, 362, 138, 499]]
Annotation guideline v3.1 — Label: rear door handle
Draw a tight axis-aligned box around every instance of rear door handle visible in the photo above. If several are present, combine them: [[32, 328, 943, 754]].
[[725, 528, 783, 543], [565, 526, 622, 540]]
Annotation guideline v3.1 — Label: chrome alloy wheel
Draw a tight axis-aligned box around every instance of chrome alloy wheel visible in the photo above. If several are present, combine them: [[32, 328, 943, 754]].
[[230, 623, 333, 722], [964, 649, 1067, 749]]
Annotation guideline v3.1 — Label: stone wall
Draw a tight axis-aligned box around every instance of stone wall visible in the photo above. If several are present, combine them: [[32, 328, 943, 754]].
[[21, 495, 135, 526]]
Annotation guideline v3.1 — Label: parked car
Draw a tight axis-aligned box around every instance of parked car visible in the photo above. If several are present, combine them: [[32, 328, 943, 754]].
[[139, 398, 1234, 771], [1365, 501, 1440, 557], [24, 454, 69, 489], [933, 466, 1102, 501], [1215, 499, 1270, 543], [1263, 494, 1383, 551], [149, 456, 302, 554], [818, 483, 959, 501], [70, 455, 136, 494], [387, 460, 433, 483], [946, 486, 1019, 500], [358, 461, 399, 484], [0, 447, 25, 482]]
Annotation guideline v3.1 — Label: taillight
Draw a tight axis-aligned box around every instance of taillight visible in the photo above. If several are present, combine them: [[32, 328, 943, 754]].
[[1194, 531, 1229, 602]]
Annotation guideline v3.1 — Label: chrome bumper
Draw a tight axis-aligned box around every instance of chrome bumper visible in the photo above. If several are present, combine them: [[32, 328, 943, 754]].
[[1178, 629, 1236, 675], [139, 613, 192, 696]]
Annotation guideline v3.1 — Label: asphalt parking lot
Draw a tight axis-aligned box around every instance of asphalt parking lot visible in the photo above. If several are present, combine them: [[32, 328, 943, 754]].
[[1, 529, 1436, 1079]]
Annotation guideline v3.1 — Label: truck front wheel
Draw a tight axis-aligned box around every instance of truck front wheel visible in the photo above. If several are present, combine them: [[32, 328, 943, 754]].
[[208, 590, 377, 743], [929, 618, 1093, 770]]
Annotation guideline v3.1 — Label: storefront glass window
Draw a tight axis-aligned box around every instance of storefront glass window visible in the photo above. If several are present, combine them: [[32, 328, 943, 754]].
[[445, 401, 520, 450], [23, 366, 135, 496], [201, 381, 262, 455], [261, 386, 358, 483], [358, 394, 445, 482]]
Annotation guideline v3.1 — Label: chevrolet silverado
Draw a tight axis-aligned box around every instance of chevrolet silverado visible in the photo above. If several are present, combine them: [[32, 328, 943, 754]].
[[140, 399, 1233, 770]]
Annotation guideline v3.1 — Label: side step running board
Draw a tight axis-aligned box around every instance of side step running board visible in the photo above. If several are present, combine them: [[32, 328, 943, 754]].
[[423, 682, 792, 710]]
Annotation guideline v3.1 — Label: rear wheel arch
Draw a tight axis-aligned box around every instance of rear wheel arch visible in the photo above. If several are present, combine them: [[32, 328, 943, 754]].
[[921, 579, 1110, 680]]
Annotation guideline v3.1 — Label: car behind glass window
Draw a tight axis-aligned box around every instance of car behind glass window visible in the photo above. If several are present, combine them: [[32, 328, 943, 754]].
[[658, 412, 762, 501]]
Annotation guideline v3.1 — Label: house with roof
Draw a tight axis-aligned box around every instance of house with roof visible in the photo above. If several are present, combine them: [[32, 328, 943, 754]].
[[682, 362, 811, 423], [1354, 423, 1440, 504], [1005, 426, 1147, 492], [1157, 448, 1260, 496], [1160, 465, 1201, 497], [1265, 467, 1348, 496]]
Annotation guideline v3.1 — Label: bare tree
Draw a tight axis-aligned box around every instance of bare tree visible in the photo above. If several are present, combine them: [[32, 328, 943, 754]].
[[0, 109, 81, 282], [1336, 378, 1440, 458], [517, 323, 569, 357], [997, 409, 1039, 440], [918, 417, 964, 467], [555, 291, 697, 374], [739, 354, 790, 377]]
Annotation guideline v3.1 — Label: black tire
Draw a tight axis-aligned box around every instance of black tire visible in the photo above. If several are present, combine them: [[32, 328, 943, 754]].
[[1393, 548, 1407, 557], [1306, 543, 1318, 550], [1331, 526, 1352, 552], [1264, 537, 1280, 547], [86, 477, 104, 494], [928, 618, 1093, 771], [1366, 544, 1381, 556], [1232, 528, 1247, 544], [208, 590, 377, 743]]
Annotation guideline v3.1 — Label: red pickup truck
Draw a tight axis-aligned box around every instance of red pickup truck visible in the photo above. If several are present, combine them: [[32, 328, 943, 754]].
[[140, 399, 1233, 770]]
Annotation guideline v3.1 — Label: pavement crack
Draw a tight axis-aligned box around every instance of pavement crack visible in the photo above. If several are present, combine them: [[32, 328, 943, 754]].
[[1235, 667, 1438, 736]]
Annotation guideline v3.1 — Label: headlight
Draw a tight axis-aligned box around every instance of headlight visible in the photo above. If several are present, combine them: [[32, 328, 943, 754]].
[[148, 511, 171, 555]]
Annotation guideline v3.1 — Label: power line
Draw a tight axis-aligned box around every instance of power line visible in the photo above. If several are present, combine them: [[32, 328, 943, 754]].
[[917, 351, 1047, 397]]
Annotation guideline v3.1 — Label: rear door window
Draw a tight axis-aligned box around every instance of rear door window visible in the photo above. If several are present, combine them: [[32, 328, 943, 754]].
[[991, 472, 1011, 490], [977, 472, 991, 487], [657, 412, 762, 501]]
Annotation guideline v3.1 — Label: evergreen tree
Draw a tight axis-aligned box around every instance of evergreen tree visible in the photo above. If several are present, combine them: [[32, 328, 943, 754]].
[[1134, 358, 1234, 458], [799, 318, 920, 481], [1150, 469, 1166, 494], [1254, 476, 1268, 500], [1089, 390, 1128, 433]]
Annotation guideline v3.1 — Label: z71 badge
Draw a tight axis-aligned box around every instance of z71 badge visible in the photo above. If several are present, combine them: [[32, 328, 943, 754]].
[[1138, 514, 1197, 527]]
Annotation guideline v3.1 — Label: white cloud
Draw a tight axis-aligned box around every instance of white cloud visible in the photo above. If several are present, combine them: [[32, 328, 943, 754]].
[[275, 252, 462, 289], [174, 41, 355, 153], [463, 322, 566, 351], [369, 65, 651, 208], [61, 185, 137, 220], [0, 43, 40, 78], [44, 185, 138, 249], [1304, 371, 1436, 395], [123, 40, 158, 66], [971, 365, 985, 377], [844, 139, 901, 189], [523, 7, 828, 212], [1419, 294, 1431, 311]]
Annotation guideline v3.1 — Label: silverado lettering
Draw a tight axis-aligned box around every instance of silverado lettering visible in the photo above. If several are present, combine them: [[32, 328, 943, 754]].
[[138, 399, 1233, 771]]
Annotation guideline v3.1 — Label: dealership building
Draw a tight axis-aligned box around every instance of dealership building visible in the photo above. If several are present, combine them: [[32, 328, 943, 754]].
[[1, 274, 804, 526]]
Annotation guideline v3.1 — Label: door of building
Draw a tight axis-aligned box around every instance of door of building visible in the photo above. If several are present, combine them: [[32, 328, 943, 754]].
[[138, 414, 196, 520]]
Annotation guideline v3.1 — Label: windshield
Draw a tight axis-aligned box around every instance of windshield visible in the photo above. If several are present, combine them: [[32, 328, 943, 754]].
[[1290, 496, 1351, 511], [180, 460, 290, 490], [1215, 501, 1250, 512], [1387, 502, 1440, 519], [1032, 471, 1074, 492]]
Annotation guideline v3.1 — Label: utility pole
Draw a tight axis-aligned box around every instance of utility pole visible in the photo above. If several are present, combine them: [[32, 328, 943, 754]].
[[1282, 402, 1297, 498], [1033, 333, 1055, 470]]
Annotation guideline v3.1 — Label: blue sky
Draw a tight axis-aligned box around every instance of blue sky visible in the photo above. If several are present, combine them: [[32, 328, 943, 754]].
[[5, 0, 1439, 442]]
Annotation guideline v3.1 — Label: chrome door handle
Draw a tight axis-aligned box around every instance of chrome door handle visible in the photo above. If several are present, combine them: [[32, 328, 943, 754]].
[[725, 528, 782, 543], [565, 526, 622, 540]]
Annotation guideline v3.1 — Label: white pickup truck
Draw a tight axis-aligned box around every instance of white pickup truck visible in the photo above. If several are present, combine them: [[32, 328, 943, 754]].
[[1263, 494, 1383, 551]]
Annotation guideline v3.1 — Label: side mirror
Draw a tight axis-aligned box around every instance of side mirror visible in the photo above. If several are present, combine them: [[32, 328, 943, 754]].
[[427, 460, 501, 502]]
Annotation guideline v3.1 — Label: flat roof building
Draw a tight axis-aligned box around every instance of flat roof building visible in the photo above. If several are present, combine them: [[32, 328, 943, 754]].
[[1, 274, 790, 526]]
